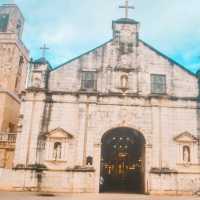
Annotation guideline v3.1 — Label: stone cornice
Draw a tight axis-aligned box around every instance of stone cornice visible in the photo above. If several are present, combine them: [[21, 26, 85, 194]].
[[150, 167, 178, 174], [27, 90, 199, 102], [23, 90, 200, 109]]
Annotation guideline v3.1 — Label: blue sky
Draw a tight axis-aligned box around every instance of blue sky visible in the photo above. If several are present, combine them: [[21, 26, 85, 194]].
[[1, 0, 200, 72]]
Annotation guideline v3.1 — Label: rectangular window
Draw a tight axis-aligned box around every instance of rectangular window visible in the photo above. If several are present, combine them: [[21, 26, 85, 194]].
[[81, 71, 97, 90], [0, 14, 9, 32], [119, 42, 125, 54], [128, 43, 133, 53], [151, 74, 166, 94]]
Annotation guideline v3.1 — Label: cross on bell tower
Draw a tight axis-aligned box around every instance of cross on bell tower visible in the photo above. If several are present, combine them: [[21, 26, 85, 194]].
[[119, 0, 135, 18], [113, 0, 139, 52]]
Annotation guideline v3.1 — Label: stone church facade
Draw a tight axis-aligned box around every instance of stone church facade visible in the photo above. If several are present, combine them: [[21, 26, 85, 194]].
[[0, 3, 200, 195]]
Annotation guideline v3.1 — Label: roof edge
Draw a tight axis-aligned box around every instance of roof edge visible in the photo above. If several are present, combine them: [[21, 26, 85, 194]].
[[112, 18, 139, 25], [52, 39, 113, 71], [51, 38, 196, 78], [174, 131, 198, 141], [140, 40, 196, 77]]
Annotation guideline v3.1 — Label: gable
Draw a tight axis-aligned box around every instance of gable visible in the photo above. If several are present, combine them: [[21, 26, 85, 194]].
[[52, 39, 196, 77], [139, 40, 198, 97], [174, 132, 198, 143], [51, 39, 112, 72], [140, 40, 196, 77], [48, 37, 198, 97], [46, 128, 74, 139], [49, 40, 113, 92]]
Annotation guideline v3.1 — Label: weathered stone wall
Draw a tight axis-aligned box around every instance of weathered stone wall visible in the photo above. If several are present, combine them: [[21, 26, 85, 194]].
[[14, 91, 200, 193], [0, 93, 6, 131], [0, 168, 95, 193], [0, 40, 28, 132], [14, 93, 46, 166], [12, 19, 200, 194], [0, 168, 37, 191], [0, 41, 28, 94], [150, 173, 200, 195], [0, 149, 15, 169], [49, 40, 198, 98], [0, 93, 20, 132], [42, 171, 95, 193]]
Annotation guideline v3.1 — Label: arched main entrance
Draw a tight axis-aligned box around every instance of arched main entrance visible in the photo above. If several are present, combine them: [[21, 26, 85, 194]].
[[100, 127, 145, 193]]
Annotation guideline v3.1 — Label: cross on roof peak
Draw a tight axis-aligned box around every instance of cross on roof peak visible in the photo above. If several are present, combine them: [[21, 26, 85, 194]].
[[40, 44, 49, 58], [119, 0, 135, 19]]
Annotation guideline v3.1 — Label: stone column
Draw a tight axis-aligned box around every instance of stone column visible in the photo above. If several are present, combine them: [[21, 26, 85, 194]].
[[151, 106, 162, 168], [27, 99, 45, 165], [106, 66, 112, 92], [14, 92, 46, 166], [14, 100, 34, 166], [76, 98, 89, 166], [94, 143, 101, 193], [145, 143, 152, 193]]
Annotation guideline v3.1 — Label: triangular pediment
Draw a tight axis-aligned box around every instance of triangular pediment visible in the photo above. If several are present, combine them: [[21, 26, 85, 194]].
[[174, 132, 198, 143], [46, 128, 74, 139]]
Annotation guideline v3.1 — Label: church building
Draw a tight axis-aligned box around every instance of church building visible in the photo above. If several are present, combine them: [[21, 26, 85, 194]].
[[0, 2, 200, 195]]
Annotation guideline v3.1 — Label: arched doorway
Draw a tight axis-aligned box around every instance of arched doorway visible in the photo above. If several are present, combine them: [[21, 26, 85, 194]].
[[100, 127, 145, 193]]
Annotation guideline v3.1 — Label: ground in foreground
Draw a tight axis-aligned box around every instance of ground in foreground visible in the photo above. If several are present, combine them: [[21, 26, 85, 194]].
[[0, 192, 199, 200]]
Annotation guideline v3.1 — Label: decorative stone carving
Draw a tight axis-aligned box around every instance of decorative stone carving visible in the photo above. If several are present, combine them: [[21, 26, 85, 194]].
[[53, 142, 62, 160], [119, 54, 131, 68], [174, 132, 198, 165], [174, 132, 198, 143], [32, 73, 42, 88], [183, 145, 190, 163], [120, 75, 128, 89], [44, 128, 74, 162]]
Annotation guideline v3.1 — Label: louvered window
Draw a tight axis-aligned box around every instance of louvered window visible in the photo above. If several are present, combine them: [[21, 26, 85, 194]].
[[151, 74, 166, 94], [81, 71, 97, 90], [0, 14, 9, 32]]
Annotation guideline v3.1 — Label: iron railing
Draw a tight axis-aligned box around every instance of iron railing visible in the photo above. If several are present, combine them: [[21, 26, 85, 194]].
[[0, 133, 17, 146]]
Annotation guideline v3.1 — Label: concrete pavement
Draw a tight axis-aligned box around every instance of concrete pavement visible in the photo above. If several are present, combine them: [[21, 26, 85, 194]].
[[0, 192, 199, 200]]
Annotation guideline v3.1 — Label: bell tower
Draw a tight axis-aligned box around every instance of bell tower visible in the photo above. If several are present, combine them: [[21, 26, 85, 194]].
[[113, 0, 139, 49], [0, 3, 29, 134], [0, 3, 28, 93], [110, 0, 139, 94], [0, 4, 24, 38]]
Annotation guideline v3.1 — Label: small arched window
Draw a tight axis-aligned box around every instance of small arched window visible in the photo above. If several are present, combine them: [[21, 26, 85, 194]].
[[183, 145, 190, 163], [120, 75, 128, 89], [53, 142, 62, 160]]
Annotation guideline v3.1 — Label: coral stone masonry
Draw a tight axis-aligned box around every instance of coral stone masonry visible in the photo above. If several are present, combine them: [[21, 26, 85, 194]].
[[0, 2, 200, 195], [0, 3, 29, 169]]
